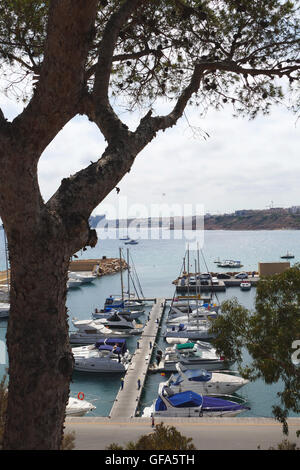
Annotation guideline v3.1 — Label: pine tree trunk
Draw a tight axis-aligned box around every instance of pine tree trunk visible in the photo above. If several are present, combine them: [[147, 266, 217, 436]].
[[2, 221, 74, 450]]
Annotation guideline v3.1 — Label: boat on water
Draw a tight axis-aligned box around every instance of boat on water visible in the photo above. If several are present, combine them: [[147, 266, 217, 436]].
[[66, 397, 96, 416], [169, 299, 219, 314], [103, 249, 146, 312], [142, 387, 250, 418], [217, 260, 243, 268], [280, 251, 295, 259], [240, 281, 251, 291], [155, 341, 228, 372], [72, 338, 131, 373], [164, 321, 215, 343], [124, 239, 138, 245], [68, 271, 97, 284], [158, 363, 249, 395], [70, 319, 127, 344], [87, 311, 144, 335], [92, 307, 143, 321], [167, 305, 218, 324], [119, 235, 130, 241], [0, 302, 9, 319], [67, 278, 82, 289], [104, 296, 145, 311]]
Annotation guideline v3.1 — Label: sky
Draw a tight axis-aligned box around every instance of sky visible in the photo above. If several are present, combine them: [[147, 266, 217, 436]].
[[0, 90, 299, 219]]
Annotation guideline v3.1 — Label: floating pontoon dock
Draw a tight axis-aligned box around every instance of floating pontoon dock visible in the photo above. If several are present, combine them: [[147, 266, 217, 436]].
[[109, 298, 166, 419]]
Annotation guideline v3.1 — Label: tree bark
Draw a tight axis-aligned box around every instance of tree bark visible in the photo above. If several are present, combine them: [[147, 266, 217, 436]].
[[3, 212, 74, 450]]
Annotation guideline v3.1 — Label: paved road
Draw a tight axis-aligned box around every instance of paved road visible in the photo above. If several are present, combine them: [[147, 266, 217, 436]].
[[65, 417, 300, 450]]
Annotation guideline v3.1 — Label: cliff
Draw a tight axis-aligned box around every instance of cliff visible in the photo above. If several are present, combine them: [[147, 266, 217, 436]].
[[203, 210, 300, 230]]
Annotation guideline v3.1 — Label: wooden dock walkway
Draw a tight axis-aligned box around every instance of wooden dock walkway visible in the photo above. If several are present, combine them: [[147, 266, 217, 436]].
[[109, 298, 166, 420]]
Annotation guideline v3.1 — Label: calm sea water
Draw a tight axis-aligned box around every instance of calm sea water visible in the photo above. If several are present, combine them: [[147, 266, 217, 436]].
[[0, 228, 299, 418]]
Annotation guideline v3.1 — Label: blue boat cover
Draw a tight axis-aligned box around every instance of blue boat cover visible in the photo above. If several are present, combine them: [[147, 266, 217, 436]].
[[95, 338, 127, 353], [202, 396, 248, 412], [98, 345, 122, 354], [155, 391, 203, 411], [155, 392, 248, 412]]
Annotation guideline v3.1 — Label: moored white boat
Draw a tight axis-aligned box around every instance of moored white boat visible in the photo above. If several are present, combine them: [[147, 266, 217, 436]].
[[158, 363, 249, 395], [72, 338, 131, 373], [69, 271, 97, 284], [142, 387, 250, 418], [92, 307, 143, 321], [240, 281, 251, 291], [69, 319, 128, 344], [0, 302, 10, 319], [164, 321, 215, 343], [155, 341, 229, 372], [87, 312, 143, 335], [66, 397, 96, 416], [67, 278, 82, 289]]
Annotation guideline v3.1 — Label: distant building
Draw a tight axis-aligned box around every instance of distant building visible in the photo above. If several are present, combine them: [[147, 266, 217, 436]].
[[289, 206, 300, 214], [235, 210, 247, 216]]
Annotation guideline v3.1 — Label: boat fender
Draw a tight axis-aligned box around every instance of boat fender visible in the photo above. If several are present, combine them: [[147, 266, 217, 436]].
[[77, 392, 85, 400]]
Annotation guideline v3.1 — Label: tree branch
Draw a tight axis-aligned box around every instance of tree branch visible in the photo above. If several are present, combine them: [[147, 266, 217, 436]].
[[90, 0, 146, 141], [10, 0, 99, 158]]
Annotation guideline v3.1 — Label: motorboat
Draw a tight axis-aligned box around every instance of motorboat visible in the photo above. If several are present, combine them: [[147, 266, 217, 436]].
[[169, 301, 219, 315], [69, 319, 127, 344], [0, 302, 9, 319], [68, 271, 97, 284], [142, 387, 250, 418], [155, 341, 229, 372], [167, 306, 218, 324], [280, 251, 294, 259], [158, 363, 249, 395], [124, 239, 138, 245], [89, 311, 144, 335], [72, 338, 131, 373], [67, 278, 82, 289], [164, 321, 215, 343], [92, 307, 143, 321], [217, 260, 243, 268], [66, 397, 96, 416], [240, 281, 251, 291]]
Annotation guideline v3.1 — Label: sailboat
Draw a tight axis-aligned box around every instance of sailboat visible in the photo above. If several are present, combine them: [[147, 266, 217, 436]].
[[165, 246, 218, 343], [280, 251, 294, 259], [103, 248, 146, 311]]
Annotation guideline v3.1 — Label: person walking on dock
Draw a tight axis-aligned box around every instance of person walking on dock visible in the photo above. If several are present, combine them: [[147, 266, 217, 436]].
[[149, 341, 152, 349], [120, 377, 124, 391], [136, 341, 139, 349], [137, 379, 141, 390], [151, 413, 155, 428]]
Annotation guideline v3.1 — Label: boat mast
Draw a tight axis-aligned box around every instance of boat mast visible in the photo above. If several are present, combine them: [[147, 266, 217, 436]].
[[127, 248, 130, 299], [197, 242, 201, 302], [195, 259, 199, 328], [119, 247, 124, 302], [187, 244, 190, 318]]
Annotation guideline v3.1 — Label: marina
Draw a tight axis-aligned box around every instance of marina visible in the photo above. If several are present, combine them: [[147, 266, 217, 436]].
[[1, 228, 300, 421]]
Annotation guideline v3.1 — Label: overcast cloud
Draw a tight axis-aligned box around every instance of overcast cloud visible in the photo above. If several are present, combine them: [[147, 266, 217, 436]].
[[1, 92, 299, 218]]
